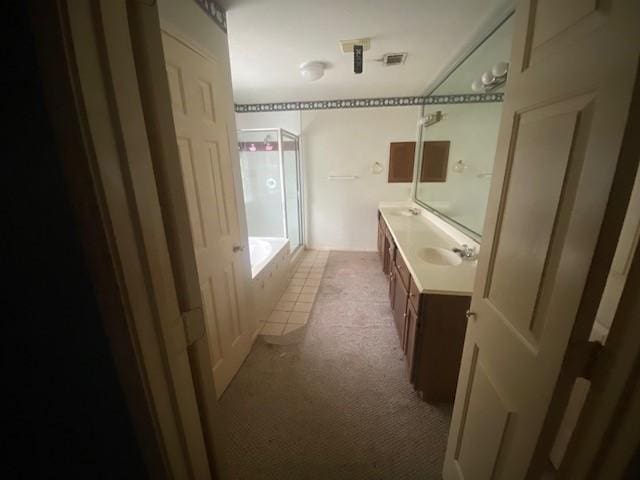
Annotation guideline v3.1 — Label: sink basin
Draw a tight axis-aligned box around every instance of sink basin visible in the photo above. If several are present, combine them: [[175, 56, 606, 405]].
[[417, 247, 462, 266], [388, 209, 414, 217]]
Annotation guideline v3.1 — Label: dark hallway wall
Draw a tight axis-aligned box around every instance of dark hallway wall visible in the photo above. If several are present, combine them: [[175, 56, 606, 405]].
[[3, 3, 148, 478]]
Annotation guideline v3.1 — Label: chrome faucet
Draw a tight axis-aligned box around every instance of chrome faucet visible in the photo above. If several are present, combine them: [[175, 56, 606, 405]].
[[452, 244, 478, 260], [408, 207, 420, 215]]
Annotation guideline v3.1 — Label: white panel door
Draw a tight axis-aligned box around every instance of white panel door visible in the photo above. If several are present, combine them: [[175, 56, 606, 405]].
[[444, 1, 640, 479], [162, 31, 252, 397]]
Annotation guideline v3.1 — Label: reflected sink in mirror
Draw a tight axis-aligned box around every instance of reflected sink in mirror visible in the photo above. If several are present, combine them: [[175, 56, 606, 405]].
[[417, 247, 462, 266]]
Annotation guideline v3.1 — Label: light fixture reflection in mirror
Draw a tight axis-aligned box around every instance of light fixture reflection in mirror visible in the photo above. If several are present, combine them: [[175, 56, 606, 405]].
[[471, 61, 509, 93]]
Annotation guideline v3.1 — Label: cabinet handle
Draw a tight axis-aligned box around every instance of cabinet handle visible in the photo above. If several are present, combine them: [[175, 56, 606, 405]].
[[403, 313, 407, 318], [466, 310, 476, 321], [409, 293, 414, 298]]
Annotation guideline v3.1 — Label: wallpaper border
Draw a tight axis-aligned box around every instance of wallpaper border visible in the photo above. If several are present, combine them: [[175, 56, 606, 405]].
[[235, 93, 504, 113]]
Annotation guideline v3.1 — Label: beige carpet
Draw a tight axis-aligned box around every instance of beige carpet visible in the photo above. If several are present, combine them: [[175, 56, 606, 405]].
[[217, 251, 452, 479]]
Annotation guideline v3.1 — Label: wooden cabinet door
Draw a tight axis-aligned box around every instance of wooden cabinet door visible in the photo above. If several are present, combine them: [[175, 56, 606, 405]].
[[394, 249, 411, 290], [405, 303, 419, 383], [388, 142, 416, 183], [377, 215, 385, 260], [409, 277, 421, 313], [383, 230, 395, 276], [392, 265, 408, 344], [388, 263, 396, 311]]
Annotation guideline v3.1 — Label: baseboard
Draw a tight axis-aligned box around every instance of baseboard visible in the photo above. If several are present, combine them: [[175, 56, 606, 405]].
[[306, 245, 377, 252]]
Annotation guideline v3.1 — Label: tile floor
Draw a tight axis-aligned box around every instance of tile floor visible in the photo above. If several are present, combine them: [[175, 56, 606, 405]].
[[260, 250, 329, 337]]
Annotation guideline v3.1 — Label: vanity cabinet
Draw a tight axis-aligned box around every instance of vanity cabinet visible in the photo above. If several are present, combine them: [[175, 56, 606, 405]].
[[394, 248, 411, 290], [414, 293, 470, 401], [404, 302, 418, 383], [379, 213, 395, 276], [378, 210, 471, 403], [390, 264, 408, 342], [388, 260, 397, 309], [377, 215, 385, 261]]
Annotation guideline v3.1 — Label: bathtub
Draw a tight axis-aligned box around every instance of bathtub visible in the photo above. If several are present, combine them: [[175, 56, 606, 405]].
[[250, 236, 295, 331], [249, 236, 289, 278]]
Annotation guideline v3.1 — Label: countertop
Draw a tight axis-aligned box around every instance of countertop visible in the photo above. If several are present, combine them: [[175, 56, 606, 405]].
[[379, 206, 477, 296]]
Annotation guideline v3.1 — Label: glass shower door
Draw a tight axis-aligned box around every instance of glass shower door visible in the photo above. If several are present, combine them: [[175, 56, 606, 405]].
[[281, 130, 303, 252], [238, 129, 285, 238]]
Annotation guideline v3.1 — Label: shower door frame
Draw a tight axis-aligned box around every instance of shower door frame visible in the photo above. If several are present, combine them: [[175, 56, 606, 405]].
[[238, 128, 304, 253]]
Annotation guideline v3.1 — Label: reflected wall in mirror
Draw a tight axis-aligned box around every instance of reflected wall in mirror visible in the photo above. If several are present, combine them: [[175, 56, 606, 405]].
[[415, 14, 513, 239]]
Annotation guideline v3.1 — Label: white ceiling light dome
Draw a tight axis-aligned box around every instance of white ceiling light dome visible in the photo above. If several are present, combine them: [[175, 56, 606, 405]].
[[299, 61, 325, 82], [491, 61, 509, 78], [471, 79, 484, 92], [481, 70, 495, 86]]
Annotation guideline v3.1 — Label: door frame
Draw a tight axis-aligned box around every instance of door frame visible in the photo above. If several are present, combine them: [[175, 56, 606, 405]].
[[562, 229, 640, 478], [31, 0, 640, 479], [441, 1, 640, 477], [30, 0, 216, 478], [281, 128, 305, 253], [556, 66, 640, 479]]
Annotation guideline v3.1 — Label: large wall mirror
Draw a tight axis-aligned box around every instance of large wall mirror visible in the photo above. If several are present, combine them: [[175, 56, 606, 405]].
[[414, 13, 513, 241]]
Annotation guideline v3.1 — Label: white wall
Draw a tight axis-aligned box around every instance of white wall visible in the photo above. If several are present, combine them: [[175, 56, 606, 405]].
[[235, 111, 301, 134], [301, 106, 420, 251]]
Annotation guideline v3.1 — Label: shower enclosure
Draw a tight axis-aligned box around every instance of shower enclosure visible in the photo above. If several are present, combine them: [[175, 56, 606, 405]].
[[238, 128, 303, 276]]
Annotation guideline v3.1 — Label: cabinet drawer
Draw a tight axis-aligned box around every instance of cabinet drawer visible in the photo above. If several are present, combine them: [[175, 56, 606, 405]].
[[394, 251, 411, 289], [409, 277, 421, 313]]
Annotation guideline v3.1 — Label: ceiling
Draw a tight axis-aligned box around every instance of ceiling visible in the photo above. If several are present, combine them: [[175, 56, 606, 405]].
[[223, 0, 512, 104]]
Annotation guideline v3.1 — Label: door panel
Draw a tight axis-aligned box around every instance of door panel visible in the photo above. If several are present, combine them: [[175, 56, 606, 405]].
[[163, 31, 253, 397], [529, 0, 601, 55], [205, 141, 230, 235], [455, 350, 512, 480], [444, 0, 640, 478], [486, 95, 594, 344]]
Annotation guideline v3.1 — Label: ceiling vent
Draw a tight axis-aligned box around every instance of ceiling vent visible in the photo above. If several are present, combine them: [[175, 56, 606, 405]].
[[339, 38, 371, 54], [382, 52, 407, 66]]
